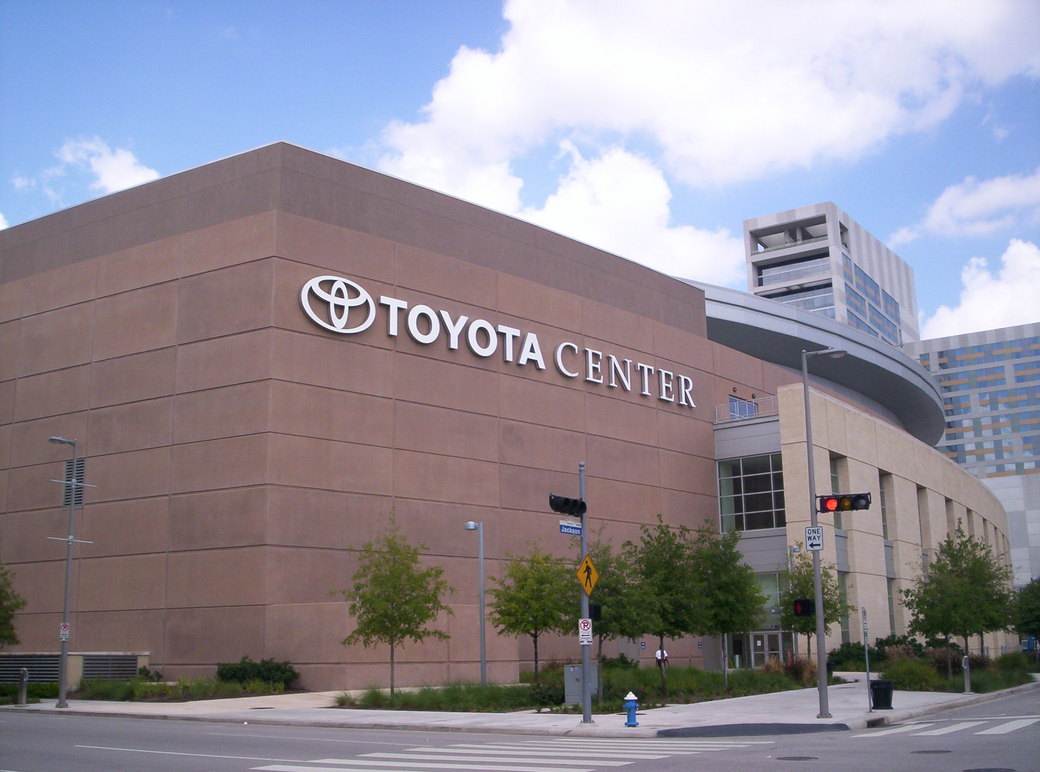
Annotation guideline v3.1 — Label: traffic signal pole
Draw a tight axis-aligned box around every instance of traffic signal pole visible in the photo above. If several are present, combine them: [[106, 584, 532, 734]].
[[578, 461, 592, 724], [802, 348, 845, 719]]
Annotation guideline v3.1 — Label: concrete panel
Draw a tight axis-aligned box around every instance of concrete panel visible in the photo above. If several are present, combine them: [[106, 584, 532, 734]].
[[93, 282, 178, 360], [169, 487, 267, 551], [78, 554, 166, 611], [90, 347, 176, 407], [166, 547, 266, 608]]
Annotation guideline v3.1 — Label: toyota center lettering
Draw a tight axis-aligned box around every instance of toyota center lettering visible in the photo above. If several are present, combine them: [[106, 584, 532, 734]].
[[300, 275, 695, 408]]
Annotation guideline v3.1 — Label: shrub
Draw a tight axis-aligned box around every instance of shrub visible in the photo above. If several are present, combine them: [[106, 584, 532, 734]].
[[882, 658, 943, 691], [966, 668, 1032, 693], [530, 679, 565, 708], [216, 657, 298, 689], [925, 645, 963, 675], [874, 634, 923, 661], [994, 651, 1029, 673], [782, 657, 817, 685], [137, 666, 164, 682], [828, 641, 871, 670]]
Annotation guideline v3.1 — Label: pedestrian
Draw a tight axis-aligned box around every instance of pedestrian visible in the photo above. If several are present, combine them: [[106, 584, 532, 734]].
[[655, 648, 669, 667]]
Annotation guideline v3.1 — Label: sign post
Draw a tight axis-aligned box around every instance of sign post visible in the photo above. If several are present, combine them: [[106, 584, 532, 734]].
[[578, 463, 592, 724]]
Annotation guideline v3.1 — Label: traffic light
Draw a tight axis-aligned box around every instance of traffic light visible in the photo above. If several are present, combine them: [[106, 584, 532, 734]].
[[548, 494, 587, 516], [793, 598, 815, 617], [816, 492, 871, 512]]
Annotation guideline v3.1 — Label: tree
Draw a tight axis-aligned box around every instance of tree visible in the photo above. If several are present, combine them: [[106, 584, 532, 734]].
[[690, 525, 766, 686], [779, 546, 850, 658], [902, 524, 1014, 688], [487, 548, 574, 681], [585, 536, 654, 699], [337, 524, 453, 697], [624, 517, 702, 695], [1014, 578, 1040, 662], [0, 565, 26, 649]]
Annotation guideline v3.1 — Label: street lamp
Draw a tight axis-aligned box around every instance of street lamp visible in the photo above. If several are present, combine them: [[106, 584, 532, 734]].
[[463, 520, 487, 686], [47, 435, 78, 709], [801, 347, 846, 719]]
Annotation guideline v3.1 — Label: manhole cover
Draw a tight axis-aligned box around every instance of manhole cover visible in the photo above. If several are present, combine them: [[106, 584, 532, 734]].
[[911, 750, 951, 754], [777, 757, 818, 762], [963, 768, 1015, 772]]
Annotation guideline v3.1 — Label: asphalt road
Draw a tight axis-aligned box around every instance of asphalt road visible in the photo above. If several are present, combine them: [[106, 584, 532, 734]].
[[1, 688, 1036, 772]]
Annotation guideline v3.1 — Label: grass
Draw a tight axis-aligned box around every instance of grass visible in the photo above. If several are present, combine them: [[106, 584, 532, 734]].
[[335, 664, 806, 712], [73, 677, 287, 701]]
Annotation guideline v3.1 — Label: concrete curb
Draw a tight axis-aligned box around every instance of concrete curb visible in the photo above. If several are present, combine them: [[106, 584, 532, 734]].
[[3, 679, 1036, 738]]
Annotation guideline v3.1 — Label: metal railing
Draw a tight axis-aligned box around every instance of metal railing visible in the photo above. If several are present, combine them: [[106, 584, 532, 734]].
[[714, 395, 779, 424]]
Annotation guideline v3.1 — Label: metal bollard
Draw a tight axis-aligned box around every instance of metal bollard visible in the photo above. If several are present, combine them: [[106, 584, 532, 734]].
[[623, 691, 639, 727], [17, 668, 28, 705]]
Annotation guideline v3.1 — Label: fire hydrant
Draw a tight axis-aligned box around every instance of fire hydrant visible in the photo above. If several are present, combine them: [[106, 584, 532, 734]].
[[624, 691, 639, 727]]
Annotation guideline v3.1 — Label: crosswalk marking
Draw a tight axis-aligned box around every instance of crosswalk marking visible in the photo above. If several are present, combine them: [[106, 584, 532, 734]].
[[401, 746, 674, 759], [856, 717, 1040, 738], [854, 723, 932, 737], [364, 753, 633, 766], [911, 721, 985, 735], [251, 736, 767, 772], [976, 718, 1040, 734], [258, 762, 593, 772]]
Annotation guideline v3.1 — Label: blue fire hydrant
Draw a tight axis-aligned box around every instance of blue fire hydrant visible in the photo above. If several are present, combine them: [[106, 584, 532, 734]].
[[624, 691, 639, 727]]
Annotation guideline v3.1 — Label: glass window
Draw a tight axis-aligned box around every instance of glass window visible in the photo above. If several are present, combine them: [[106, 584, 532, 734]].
[[717, 453, 785, 532]]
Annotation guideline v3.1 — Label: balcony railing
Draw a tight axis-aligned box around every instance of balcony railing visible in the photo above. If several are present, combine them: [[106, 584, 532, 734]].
[[714, 395, 779, 424]]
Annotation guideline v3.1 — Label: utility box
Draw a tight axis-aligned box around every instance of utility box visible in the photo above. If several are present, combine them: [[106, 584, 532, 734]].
[[563, 664, 599, 704]]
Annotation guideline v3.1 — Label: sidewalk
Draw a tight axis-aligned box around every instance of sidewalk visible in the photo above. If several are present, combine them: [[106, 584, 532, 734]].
[[5, 674, 1037, 738]]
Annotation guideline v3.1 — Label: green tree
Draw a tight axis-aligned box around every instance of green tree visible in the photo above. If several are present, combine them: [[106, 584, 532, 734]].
[[625, 516, 702, 695], [487, 548, 574, 681], [1014, 578, 1040, 662], [690, 525, 766, 686], [337, 524, 453, 697], [902, 524, 1013, 688], [585, 536, 654, 698], [779, 546, 850, 658], [0, 565, 26, 649]]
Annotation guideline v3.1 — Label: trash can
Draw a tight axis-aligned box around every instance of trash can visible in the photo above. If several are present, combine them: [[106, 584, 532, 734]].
[[869, 679, 894, 710]]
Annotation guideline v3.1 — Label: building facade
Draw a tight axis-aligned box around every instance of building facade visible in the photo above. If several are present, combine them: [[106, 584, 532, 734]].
[[905, 324, 1040, 587], [744, 202, 919, 346], [0, 144, 1012, 689]]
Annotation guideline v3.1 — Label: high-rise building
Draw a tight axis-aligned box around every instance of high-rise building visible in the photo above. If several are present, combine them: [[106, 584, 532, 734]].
[[744, 202, 919, 345], [905, 323, 1040, 586]]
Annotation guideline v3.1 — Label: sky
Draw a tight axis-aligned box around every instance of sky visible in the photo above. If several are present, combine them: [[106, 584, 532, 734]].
[[2, 0, 1039, 340]]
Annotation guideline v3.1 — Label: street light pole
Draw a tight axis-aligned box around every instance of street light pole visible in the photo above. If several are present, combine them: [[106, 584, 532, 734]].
[[47, 435, 77, 709], [801, 348, 846, 719], [463, 520, 487, 686]]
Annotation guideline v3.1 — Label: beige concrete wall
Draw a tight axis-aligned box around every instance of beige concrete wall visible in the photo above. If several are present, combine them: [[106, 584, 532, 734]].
[[778, 383, 1015, 655]]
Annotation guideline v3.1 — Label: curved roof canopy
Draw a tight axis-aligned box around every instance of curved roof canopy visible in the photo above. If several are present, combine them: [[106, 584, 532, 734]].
[[687, 281, 945, 445]]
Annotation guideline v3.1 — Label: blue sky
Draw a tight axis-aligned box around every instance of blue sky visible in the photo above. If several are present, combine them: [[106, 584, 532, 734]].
[[2, 0, 1038, 339]]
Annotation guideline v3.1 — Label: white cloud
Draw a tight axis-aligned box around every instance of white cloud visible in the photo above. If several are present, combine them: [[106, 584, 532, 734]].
[[922, 166, 1040, 236], [520, 144, 744, 285], [0, 212, 8, 230], [893, 166, 1040, 244], [376, 0, 1039, 285], [55, 137, 160, 194], [921, 239, 1040, 338], [10, 137, 160, 213]]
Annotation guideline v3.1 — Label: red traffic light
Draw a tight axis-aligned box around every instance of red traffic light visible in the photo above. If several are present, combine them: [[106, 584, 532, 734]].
[[816, 493, 871, 512]]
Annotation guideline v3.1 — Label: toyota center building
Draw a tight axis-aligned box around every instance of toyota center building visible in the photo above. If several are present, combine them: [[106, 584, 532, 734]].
[[0, 144, 1014, 689]]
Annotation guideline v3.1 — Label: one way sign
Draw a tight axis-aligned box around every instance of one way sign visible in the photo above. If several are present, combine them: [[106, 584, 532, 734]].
[[805, 526, 824, 551]]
